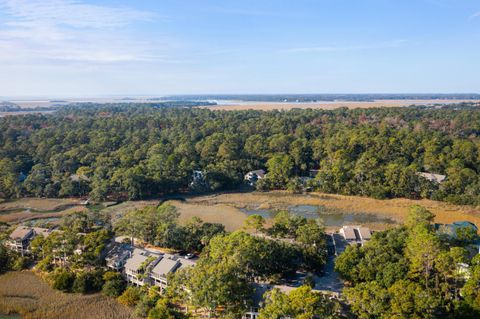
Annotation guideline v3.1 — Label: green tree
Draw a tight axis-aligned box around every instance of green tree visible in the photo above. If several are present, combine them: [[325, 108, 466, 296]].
[[344, 281, 390, 319], [260, 285, 342, 319], [405, 225, 441, 289], [243, 214, 266, 234], [388, 280, 440, 319], [405, 205, 435, 229], [265, 154, 294, 189]]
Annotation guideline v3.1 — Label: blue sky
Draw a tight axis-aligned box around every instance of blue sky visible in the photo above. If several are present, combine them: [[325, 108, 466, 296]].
[[0, 0, 479, 97]]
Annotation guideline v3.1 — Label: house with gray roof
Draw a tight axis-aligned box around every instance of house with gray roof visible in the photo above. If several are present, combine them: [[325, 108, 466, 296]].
[[106, 243, 134, 271], [150, 254, 196, 292], [7, 226, 34, 256], [123, 248, 161, 286], [338, 225, 372, 248]]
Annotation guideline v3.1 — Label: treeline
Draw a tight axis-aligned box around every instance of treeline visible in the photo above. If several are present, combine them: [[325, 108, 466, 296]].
[[335, 205, 480, 318], [0, 104, 479, 204]]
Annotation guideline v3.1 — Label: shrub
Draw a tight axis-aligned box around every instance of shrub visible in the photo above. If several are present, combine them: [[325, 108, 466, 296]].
[[51, 268, 75, 292], [102, 271, 126, 297], [11, 256, 31, 271], [36, 256, 54, 272], [72, 269, 104, 294], [0, 244, 13, 273], [118, 286, 142, 307]]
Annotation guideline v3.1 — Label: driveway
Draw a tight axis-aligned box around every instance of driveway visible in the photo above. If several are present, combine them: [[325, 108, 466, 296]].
[[314, 256, 344, 293]]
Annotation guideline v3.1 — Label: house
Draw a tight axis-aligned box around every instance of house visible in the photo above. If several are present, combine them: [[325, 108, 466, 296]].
[[7, 226, 35, 256], [244, 169, 266, 186], [435, 221, 479, 254], [150, 254, 195, 292], [123, 248, 161, 286], [6, 226, 53, 256], [190, 170, 206, 188], [434, 221, 478, 238], [339, 226, 372, 246], [417, 172, 446, 184], [106, 244, 134, 271], [122, 248, 196, 290]]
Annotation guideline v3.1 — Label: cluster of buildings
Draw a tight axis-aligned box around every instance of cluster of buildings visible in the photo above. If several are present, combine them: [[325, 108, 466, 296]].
[[106, 245, 195, 292], [6, 224, 196, 293]]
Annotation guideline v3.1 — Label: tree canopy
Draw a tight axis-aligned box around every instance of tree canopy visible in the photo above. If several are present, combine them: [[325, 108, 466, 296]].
[[0, 104, 479, 204]]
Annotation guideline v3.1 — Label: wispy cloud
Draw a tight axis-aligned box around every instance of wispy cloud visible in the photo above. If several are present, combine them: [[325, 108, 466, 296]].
[[283, 40, 408, 54], [469, 11, 480, 20], [0, 0, 167, 64]]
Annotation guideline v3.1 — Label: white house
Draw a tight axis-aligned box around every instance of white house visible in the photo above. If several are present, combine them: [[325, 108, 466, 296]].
[[417, 172, 446, 184], [244, 169, 266, 186]]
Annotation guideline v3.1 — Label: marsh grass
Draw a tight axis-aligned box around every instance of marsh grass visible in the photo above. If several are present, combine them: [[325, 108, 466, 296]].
[[171, 191, 480, 232], [0, 272, 137, 319]]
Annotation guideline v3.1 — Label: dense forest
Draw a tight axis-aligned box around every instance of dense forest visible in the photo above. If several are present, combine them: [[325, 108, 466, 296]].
[[0, 103, 479, 205]]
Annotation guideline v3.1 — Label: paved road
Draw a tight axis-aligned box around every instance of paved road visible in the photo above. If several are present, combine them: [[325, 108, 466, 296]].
[[314, 256, 344, 293]]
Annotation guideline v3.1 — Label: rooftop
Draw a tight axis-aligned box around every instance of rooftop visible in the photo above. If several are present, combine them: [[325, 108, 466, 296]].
[[124, 249, 159, 271], [9, 226, 34, 240], [340, 225, 372, 242], [417, 172, 446, 184], [340, 226, 357, 241], [151, 256, 180, 278]]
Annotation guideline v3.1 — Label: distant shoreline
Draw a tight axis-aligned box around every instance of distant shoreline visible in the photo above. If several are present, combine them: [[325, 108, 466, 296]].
[[202, 99, 480, 111]]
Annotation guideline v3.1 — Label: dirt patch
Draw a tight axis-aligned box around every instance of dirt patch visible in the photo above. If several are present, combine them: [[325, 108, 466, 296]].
[[0, 271, 137, 319]]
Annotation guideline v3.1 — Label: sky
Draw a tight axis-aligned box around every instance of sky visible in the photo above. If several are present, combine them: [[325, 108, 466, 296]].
[[0, 0, 479, 97]]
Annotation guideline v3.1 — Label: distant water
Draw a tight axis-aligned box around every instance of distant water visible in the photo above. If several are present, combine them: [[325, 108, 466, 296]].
[[240, 204, 395, 227], [0, 314, 21, 319]]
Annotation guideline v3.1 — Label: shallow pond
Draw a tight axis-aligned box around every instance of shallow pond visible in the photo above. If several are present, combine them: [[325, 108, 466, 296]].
[[25, 217, 60, 226], [241, 204, 396, 227]]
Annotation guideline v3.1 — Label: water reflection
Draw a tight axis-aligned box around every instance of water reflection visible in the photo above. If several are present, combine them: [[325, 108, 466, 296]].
[[240, 204, 396, 226]]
